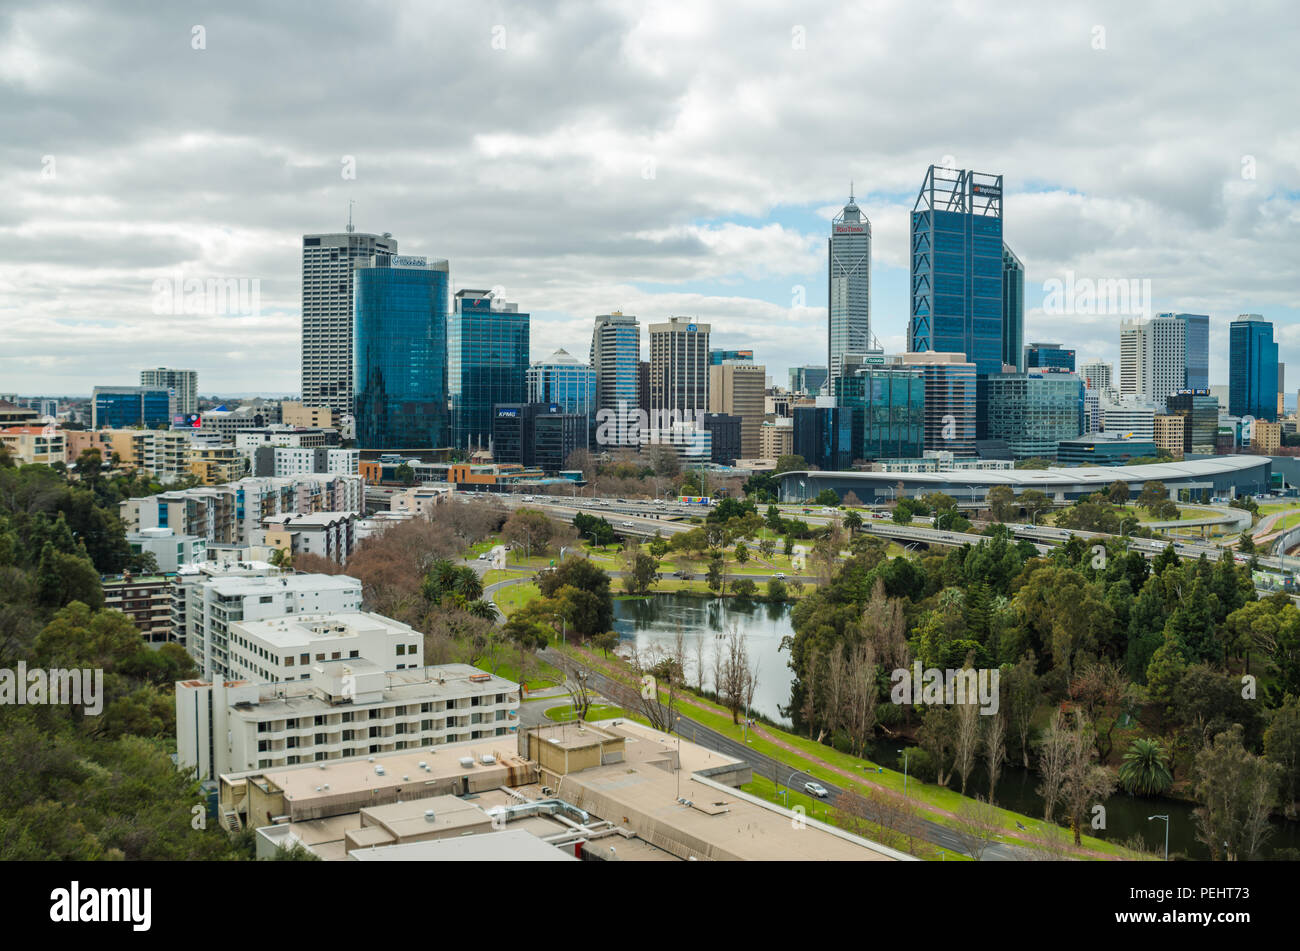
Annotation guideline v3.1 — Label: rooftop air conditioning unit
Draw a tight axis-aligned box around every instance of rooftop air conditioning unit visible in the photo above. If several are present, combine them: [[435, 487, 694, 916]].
[[458, 756, 474, 769], [374, 765, 385, 775], [481, 754, 496, 765]]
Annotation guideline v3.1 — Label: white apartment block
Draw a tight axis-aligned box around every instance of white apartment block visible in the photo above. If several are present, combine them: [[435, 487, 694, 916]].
[[127, 526, 207, 572], [1101, 399, 1158, 442], [121, 474, 363, 546], [225, 611, 421, 686], [1119, 317, 1185, 404], [389, 484, 453, 516], [759, 416, 793, 459], [259, 511, 358, 565], [176, 661, 518, 780], [252, 446, 359, 478], [174, 567, 364, 679]]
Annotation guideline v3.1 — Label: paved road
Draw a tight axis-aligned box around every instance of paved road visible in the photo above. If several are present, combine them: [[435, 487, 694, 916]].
[[540, 648, 1019, 861]]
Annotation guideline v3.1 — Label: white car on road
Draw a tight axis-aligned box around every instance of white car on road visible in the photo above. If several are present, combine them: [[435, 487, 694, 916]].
[[804, 781, 829, 799]]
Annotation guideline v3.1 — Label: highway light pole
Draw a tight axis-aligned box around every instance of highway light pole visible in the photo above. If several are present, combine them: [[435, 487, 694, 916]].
[[1148, 814, 1169, 861], [898, 748, 910, 798]]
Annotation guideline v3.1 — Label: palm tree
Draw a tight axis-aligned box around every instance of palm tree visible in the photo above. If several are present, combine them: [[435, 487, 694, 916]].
[[466, 599, 498, 621], [843, 510, 863, 536], [1118, 738, 1173, 795]]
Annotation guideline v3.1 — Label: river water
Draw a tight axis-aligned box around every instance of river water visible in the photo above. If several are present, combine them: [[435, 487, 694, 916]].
[[612, 593, 1300, 859]]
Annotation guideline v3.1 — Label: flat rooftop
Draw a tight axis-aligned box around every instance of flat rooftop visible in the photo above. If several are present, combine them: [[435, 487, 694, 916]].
[[349, 828, 575, 862], [232, 611, 408, 649]]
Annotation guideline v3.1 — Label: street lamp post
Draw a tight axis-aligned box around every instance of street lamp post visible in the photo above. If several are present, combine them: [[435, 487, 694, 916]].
[[898, 748, 910, 798], [1148, 814, 1169, 861]]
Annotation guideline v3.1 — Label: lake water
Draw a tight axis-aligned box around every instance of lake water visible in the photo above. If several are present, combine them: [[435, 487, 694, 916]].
[[612, 593, 795, 725]]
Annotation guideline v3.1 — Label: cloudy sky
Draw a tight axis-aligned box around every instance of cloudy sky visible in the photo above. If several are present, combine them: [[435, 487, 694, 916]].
[[3, 0, 1299, 399]]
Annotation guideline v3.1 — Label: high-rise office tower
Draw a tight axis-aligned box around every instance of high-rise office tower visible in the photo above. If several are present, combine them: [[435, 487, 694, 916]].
[[909, 166, 1004, 374], [448, 290, 530, 451], [1229, 314, 1279, 420], [828, 190, 872, 394], [708, 360, 766, 458], [648, 317, 710, 416], [909, 166, 1003, 439], [892, 352, 977, 457], [1002, 244, 1025, 372], [91, 386, 171, 429], [526, 349, 597, 420], [835, 364, 925, 461], [140, 368, 198, 417], [590, 313, 641, 432], [984, 370, 1085, 460], [1025, 343, 1076, 372], [1167, 313, 1210, 390], [1119, 316, 1186, 405], [301, 229, 397, 414], [789, 366, 829, 396], [1280, 363, 1287, 417], [353, 255, 450, 451]]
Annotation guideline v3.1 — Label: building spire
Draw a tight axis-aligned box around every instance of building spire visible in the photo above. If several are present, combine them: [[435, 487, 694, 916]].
[[849, 180, 854, 203], [346, 199, 355, 234]]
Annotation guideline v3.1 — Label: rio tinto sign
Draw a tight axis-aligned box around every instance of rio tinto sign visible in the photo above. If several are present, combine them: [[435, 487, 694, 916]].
[[835, 225, 866, 233]]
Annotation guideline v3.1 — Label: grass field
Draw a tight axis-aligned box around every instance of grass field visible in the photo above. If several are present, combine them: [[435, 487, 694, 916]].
[[543, 703, 625, 722]]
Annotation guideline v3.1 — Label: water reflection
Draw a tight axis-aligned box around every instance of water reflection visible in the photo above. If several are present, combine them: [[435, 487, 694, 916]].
[[612, 593, 795, 726]]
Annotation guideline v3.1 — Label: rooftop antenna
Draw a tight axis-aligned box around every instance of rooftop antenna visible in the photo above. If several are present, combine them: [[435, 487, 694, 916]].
[[849, 180, 854, 203], [346, 199, 355, 234]]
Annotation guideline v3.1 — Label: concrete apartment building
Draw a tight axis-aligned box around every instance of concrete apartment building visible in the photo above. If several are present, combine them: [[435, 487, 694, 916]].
[[177, 662, 518, 781], [709, 360, 766, 458], [127, 526, 207, 572], [174, 566, 363, 679], [0, 426, 65, 466], [102, 572, 177, 645], [258, 511, 358, 565], [251, 446, 359, 478], [140, 367, 198, 417], [121, 474, 363, 547]]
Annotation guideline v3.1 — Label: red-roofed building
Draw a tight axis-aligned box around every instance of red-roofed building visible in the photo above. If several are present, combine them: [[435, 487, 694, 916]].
[[0, 426, 65, 466]]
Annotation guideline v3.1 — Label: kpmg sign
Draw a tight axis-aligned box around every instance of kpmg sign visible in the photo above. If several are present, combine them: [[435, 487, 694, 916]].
[[391, 255, 428, 268], [496, 407, 519, 418]]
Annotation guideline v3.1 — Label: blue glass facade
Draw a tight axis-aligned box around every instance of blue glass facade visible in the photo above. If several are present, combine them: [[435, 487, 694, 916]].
[[1229, 315, 1278, 420], [709, 349, 753, 365], [984, 371, 1085, 460], [793, 404, 853, 472], [449, 294, 530, 450], [1170, 313, 1210, 391], [836, 367, 925, 461], [1025, 344, 1076, 372], [909, 168, 1004, 376], [353, 261, 450, 450], [526, 353, 596, 418], [92, 387, 171, 429], [789, 366, 829, 396], [1002, 245, 1025, 372]]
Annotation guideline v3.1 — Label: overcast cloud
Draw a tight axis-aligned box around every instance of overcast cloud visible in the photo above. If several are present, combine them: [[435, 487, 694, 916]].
[[2, 0, 1298, 397]]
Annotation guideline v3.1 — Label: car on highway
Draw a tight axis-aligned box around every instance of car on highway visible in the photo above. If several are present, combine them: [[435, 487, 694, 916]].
[[621, 521, 634, 527], [775, 572, 787, 580], [477, 553, 487, 560], [804, 781, 829, 798]]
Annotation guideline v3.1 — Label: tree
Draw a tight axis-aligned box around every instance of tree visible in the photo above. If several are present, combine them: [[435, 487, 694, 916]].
[[1137, 481, 1169, 514], [986, 485, 1016, 522], [1263, 694, 1300, 817], [1019, 489, 1053, 524], [1006, 654, 1041, 768], [953, 796, 1002, 861], [1036, 709, 1071, 823], [766, 577, 788, 602], [984, 713, 1007, 803], [623, 550, 659, 596], [1117, 738, 1173, 795], [394, 463, 415, 486], [1193, 724, 1282, 860], [954, 695, 982, 796], [1059, 711, 1116, 846], [1107, 480, 1130, 505], [843, 509, 863, 536], [813, 489, 840, 506], [558, 656, 596, 722], [733, 541, 749, 564], [502, 508, 553, 561], [774, 454, 807, 474], [592, 629, 619, 658], [730, 577, 757, 598], [717, 624, 757, 724], [706, 555, 725, 594], [536, 559, 612, 639]]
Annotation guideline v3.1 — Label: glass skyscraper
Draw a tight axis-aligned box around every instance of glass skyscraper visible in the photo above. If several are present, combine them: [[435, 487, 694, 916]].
[[836, 366, 925, 461], [526, 348, 597, 419], [984, 370, 1085, 460], [1166, 389, 1219, 452], [91, 386, 171, 429], [1229, 314, 1278, 420], [1002, 244, 1025, 372], [894, 353, 977, 457], [1025, 343, 1075, 372], [828, 192, 872, 395], [709, 349, 753, 365], [352, 256, 450, 451], [793, 401, 853, 472], [909, 166, 1004, 376], [590, 313, 640, 446], [1168, 313, 1210, 391], [448, 290, 530, 451]]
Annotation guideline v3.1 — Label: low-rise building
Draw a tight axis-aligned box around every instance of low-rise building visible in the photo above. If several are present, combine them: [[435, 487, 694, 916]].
[[259, 511, 358, 565], [103, 572, 177, 645], [1153, 414, 1186, 456], [127, 526, 207, 572], [178, 661, 518, 781], [0, 426, 65, 466]]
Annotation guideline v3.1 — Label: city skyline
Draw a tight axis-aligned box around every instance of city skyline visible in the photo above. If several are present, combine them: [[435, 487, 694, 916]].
[[4, 2, 1299, 396]]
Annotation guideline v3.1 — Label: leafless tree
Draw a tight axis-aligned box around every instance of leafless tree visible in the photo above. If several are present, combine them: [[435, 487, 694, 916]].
[[692, 635, 706, 692], [832, 787, 927, 857], [1060, 710, 1116, 846], [859, 579, 909, 671], [984, 712, 1007, 804], [558, 654, 596, 721], [952, 796, 1002, 860], [1036, 709, 1071, 823], [717, 624, 757, 724], [824, 642, 849, 742], [954, 696, 982, 796], [843, 642, 879, 756]]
